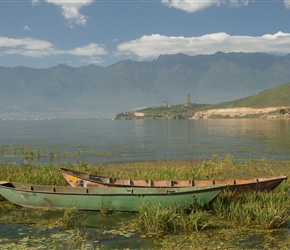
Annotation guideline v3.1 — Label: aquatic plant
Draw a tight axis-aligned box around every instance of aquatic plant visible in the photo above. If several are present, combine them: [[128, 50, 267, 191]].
[[63, 207, 79, 228], [137, 202, 177, 235], [0, 162, 89, 185], [0, 155, 289, 234], [0, 156, 289, 249], [136, 202, 211, 235], [63, 207, 89, 240], [211, 184, 289, 229], [99, 200, 115, 215]]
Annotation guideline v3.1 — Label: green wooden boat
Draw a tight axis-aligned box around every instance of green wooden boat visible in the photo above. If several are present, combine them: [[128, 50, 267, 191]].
[[0, 181, 226, 212]]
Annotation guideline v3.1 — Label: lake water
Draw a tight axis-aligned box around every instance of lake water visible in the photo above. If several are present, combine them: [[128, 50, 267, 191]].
[[0, 118, 289, 249], [0, 119, 289, 164]]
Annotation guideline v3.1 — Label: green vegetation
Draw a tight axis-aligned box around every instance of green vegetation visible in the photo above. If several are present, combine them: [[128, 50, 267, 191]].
[[114, 82, 290, 119], [114, 103, 208, 120], [0, 155, 289, 248], [197, 81, 290, 110], [1, 154, 288, 184], [211, 188, 289, 229], [63, 207, 89, 239], [135, 202, 210, 235], [0, 162, 71, 186], [0, 144, 122, 164]]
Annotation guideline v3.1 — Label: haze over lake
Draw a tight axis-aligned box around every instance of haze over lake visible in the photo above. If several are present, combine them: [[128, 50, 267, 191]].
[[0, 119, 289, 164]]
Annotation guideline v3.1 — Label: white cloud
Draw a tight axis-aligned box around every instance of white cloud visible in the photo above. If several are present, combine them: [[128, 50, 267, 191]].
[[2, 32, 290, 66], [31, 0, 39, 6], [80, 56, 104, 64], [0, 36, 107, 64], [285, 0, 290, 9], [0, 37, 54, 53], [161, 0, 218, 12], [67, 43, 107, 57], [161, 0, 249, 12], [32, 0, 93, 27], [116, 32, 290, 60], [23, 25, 31, 32]]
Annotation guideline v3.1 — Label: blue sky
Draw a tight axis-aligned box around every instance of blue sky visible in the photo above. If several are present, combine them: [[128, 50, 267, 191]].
[[1, 0, 290, 68]]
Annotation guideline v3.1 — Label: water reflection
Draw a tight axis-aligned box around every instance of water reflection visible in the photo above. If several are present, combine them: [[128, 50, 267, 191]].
[[0, 119, 289, 164]]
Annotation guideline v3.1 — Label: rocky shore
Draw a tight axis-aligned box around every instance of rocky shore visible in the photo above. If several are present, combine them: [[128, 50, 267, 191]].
[[191, 106, 290, 119]]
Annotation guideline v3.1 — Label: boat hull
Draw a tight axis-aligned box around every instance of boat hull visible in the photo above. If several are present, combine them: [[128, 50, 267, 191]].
[[60, 168, 287, 195], [0, 182, 226, 211]]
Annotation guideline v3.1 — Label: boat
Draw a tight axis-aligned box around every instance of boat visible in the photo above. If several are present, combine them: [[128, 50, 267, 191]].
[[0, 181, 227, 211], [60, 168, 287, 195]]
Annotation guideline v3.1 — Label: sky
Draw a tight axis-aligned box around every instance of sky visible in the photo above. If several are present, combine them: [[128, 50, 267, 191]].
[[1, 0, 290, 68]]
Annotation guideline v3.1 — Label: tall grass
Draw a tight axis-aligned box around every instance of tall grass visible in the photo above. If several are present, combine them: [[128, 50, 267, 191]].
[[0, 162, 89, 185], [84, 154, 238, 180], [135, 202, 211, 235], [211, 183, 289, 229], [0, 155, 289, 233], [1, 154, 287, 184], [63, 207, 89, 240]]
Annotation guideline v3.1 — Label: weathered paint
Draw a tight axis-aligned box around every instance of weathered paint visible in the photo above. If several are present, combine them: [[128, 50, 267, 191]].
[[60, 168, 287, 195], [0, 182, 227, 211]]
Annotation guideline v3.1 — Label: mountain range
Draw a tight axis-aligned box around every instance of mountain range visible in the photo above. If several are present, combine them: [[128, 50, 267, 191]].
[[1, 52, 290, 119]]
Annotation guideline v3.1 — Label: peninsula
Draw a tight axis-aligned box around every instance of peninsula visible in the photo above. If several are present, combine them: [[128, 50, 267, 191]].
[[114, 82, 290, 120]]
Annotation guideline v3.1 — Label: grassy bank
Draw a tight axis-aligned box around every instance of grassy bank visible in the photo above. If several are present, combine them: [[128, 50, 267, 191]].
[[0, 154, 289, 183], [0, 155, 289, 248]]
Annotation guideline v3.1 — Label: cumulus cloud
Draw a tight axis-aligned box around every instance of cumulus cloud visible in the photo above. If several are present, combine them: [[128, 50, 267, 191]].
[[0, 36, 107, 64], [0, 37, 54, 57], [2, 32, 290, 66], [116, 32, 290, 60], [32, 0, 93, 27], [161, 0, 249, 12], [66, 43, 108, 63], [285, 0, 290, 9]]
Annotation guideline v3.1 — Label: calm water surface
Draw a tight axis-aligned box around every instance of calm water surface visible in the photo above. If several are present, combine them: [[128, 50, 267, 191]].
[[0, 119, 289, 249], [0, 119, 289, 163]]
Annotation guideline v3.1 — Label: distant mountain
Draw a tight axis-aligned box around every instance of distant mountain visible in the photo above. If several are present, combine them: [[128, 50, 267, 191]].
[[1, 52, 290, 119]]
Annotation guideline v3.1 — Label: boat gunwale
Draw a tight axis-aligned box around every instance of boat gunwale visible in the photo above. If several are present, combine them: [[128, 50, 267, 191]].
[[0, 181, 228, 196], [59, 167, 288, 188]]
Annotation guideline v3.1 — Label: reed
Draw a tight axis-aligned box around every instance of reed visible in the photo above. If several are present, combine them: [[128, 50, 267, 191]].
[[0, 155, 289, 233], [174, 209, 211, 232], [63, 207, 89, 239], [0, 162, 89, 185], [99, 201, 115, 215], [1, 153, 285, 185], [85, 154, 289, 180], [137, 203, 176, 235], [63, 207, 79, 228], [211, 183, 289, 229], [73, 214, 89, 238], [136, 201, 211, 235]]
